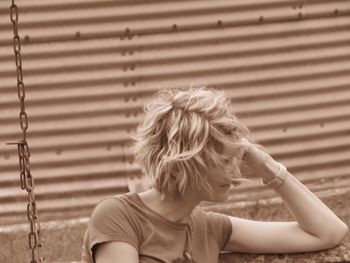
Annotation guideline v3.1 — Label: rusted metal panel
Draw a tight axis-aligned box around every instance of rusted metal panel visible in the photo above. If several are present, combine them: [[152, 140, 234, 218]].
[[0, 0, 349, 224]]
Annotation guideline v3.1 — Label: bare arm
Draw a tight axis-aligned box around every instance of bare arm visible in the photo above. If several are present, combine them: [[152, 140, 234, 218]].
[[224, 142, 348, 253], [95, 242, 139, 263]]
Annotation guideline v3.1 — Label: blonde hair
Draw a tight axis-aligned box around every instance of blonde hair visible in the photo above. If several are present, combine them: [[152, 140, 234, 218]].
[[131, 87, 250, 199]]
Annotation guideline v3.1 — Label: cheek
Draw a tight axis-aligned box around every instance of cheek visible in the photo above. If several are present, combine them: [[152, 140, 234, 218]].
[[207, 170, 221, 186], [207, 165, 230, 184]]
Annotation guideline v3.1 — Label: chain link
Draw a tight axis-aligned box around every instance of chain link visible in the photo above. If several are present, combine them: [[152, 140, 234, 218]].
[[8, 1, 45, 262]]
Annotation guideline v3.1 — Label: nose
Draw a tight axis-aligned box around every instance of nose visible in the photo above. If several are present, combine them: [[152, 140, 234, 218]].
[[222, 171, 235, 183]]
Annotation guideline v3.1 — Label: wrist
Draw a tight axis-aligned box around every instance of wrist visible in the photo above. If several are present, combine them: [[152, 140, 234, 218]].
[[259, 155, 280, 183], [261, 162, 288, 189]]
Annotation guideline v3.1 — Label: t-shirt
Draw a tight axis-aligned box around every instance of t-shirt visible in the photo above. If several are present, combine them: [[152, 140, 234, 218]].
[[81, 192, 232, 263]]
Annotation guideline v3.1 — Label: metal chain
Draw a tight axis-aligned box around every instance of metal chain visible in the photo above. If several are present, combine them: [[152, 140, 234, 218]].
[[8, 1, 45, 262]]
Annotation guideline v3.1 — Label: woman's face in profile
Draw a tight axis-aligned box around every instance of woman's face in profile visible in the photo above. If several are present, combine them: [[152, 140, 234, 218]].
[[198, 143, 236, 202]]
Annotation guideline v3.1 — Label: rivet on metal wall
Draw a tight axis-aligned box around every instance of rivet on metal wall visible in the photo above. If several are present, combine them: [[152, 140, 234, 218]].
[[4, 153, 10, 160], [131, 81, 136, 86], [172, 24, 178, 31], [24, 35, 30, 42], [320, 123, 324, 127], [133, 112, 138, 117], [124, 97, 130, 102], [334, 9, 339, 15], [75, 31, 81, 38], [56, 149, 62, 155], [259, 16, 264, 22], [106, 146, 112, 151], [217, 20, 223, 26], [123, 82, 129, 87], [283, 128, 288, 132], [121, 51, 126, 56], [298, 12, 303, 19]]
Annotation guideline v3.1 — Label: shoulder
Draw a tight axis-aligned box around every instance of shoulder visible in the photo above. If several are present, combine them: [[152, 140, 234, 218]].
[[87, 193, 142, 244], [83, 194, 141, 260], [92, 194, 125, 211], [89, 193, 137, 227], [94, 194, 130, 210]]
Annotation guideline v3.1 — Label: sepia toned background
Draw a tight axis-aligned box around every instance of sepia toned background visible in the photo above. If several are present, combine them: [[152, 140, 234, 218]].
[[0, 0, 350, 262]]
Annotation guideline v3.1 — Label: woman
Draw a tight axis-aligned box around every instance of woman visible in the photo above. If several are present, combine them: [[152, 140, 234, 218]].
[[81, 87, 348, 263]]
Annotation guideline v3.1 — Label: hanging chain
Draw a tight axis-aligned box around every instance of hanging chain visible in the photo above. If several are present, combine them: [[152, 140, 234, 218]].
[[8, 1, 45, 262]]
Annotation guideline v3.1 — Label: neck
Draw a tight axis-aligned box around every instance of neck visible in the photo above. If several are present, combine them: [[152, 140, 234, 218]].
[[138, 188, 201, 224]]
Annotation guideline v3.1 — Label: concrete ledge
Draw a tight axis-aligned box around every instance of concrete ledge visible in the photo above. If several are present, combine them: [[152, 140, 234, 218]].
[[42, 244, 350, 263], [219, 243, 350, 263], [1, 190, 349, 263], [1, 218, 349, 263]]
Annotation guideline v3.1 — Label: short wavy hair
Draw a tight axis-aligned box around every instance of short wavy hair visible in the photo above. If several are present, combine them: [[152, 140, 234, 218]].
[[131, 87, 250, 199]]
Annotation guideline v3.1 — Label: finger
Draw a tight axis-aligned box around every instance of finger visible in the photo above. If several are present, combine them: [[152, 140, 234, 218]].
[[222, 139, 250, 157]]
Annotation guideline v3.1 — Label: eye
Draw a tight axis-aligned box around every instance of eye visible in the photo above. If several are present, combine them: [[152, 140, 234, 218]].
[[225, 156, 234, 164], [213, 141, 224, 154]]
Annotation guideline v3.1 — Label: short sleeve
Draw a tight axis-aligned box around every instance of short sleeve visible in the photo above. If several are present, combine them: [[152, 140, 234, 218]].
[[204, 211, 232, 250], [85, 197, 140, 260]]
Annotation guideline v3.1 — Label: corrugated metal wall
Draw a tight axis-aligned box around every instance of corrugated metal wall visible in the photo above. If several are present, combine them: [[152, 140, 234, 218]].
[[1, 0, 350, 224]]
